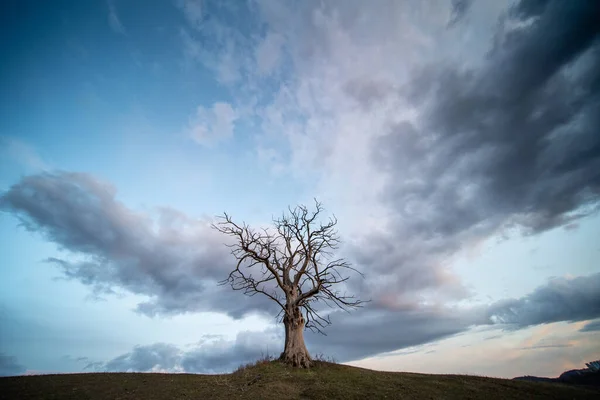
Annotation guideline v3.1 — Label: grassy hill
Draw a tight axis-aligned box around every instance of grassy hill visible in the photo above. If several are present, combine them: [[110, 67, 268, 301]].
[[1, 360, 598, 400]]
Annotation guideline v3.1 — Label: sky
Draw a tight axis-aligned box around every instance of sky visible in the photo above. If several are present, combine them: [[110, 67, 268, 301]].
[[0, 0, 599, 379]]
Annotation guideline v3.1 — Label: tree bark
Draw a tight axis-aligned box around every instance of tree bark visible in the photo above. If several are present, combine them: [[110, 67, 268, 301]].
[[280, 306, 311, 368]]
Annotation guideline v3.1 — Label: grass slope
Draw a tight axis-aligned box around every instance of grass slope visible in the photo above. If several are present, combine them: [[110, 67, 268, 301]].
[[1, 361, 598, 400]]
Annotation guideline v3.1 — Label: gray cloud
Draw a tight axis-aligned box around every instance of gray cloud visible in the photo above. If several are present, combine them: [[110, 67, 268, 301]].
[[0, 170, 475, 364], [0, 171, 276, 318], [89, 314, 470, 372], [520, 344, 572, 350], [312, 269, 599, 361], [102, 343, 182, 372], [580, 319, 600, 332], [448, 0, 473, 26], [89, 267, 600, 369], [484, 334, 502, 341], [508, 0, 550, 22], [3, 171, 599, 367], [353, 0, 600, 305], [174, 0, 600, 321], [0, 353, 26, 377], [485, 273, 600, 328], [306, 306, 475, 362], [343, 79, 395, 110], [181, 330, 282, 373], [89, 329, 282, 374]]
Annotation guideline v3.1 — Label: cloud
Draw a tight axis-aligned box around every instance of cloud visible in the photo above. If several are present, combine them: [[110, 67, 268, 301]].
[[2, 0, 599, 370], [448, 0, 473, 26], [178, 1, 253, 85], [0, 354, 26, 377], [177, 0, 204, 30], [314, 271, 600, 362], [83, 267, 600, 369], [350, 0, 600, 307], [0, 170, 478, 364], [485, 273, 600, 328], [3, 170, 600, 365], [176, 1, 599, 288], [181, 330, 282, 373], [354, 321, 600, 379], [89, 314, 471, 372], [188, 102, 239, 146], [255, 32, 285, 76], [305, 306, 476, 362], [0, 171, 276, 318], [89, 329, 282, 374], [520, 344, 573, 350], [0, 169, 476, 363], [107, 1, 126, 35], [102, 343, 183, 373], [579, 319, 600, 332], [0, 136, 50, 172], [173, 0, 517, 311]]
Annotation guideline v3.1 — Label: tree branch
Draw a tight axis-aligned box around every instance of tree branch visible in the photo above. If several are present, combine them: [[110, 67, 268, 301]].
[[212, 200, 366, 333]]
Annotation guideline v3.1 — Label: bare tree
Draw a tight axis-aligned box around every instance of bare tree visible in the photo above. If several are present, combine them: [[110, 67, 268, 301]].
[[212, 200, 364, 368]]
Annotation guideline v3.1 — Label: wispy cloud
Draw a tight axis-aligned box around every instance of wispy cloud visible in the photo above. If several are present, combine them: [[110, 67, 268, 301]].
[[187, 102, 239, 147], [520, 344, 573, 350], [0, 136, 50, 172], [177, 0, 204, 30], [107, 1, 126, 35]]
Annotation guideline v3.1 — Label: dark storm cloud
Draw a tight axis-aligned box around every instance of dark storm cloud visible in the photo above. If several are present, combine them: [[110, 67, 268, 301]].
[[410, 0, 600, 234], [0, 171, 277, 318], [0, 353, 26, 377], [485, 273, 600, 328], [352, 0, 600, 304]]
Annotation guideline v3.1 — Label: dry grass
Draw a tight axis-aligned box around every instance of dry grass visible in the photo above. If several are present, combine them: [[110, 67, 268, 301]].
[[1, 360, 598, 400]]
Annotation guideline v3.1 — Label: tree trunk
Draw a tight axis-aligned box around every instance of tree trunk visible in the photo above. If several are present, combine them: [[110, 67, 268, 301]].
[[280, 306, 311, 368]]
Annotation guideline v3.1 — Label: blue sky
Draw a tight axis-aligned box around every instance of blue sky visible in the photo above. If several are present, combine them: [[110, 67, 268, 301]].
[[1, 0, 599, 378]]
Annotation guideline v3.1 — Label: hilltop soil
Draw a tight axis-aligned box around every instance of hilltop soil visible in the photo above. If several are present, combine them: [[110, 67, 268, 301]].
[[1, 361, 599, 400]]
